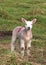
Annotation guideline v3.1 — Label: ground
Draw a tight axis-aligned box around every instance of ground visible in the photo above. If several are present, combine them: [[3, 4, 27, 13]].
[[0, 35, 46, 65]]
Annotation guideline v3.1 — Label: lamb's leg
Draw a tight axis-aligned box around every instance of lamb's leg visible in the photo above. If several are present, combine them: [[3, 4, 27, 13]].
[[20, 39, 25, 58], [27, 40, 31, 56], [11, 34, 16, 52]]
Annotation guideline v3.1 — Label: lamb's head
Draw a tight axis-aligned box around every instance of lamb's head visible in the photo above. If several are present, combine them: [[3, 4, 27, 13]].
[[21, 18, 37, 30]]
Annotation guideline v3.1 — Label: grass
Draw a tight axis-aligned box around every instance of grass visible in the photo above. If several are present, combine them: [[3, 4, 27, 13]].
[[0, 0, 46, 31], [0, 0, 46, 65]]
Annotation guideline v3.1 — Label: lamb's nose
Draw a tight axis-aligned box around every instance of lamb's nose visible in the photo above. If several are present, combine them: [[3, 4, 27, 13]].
[[28, 27, 30, 30]]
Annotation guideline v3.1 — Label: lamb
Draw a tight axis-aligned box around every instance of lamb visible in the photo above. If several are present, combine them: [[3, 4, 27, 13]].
[[11, 18, 37, 57]]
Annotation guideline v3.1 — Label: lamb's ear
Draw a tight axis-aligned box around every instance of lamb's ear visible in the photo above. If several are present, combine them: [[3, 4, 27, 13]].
[[32, 18, 37, 24], [21, 18, 27, 23]]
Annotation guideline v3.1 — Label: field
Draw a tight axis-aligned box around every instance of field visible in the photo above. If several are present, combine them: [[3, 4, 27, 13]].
[[0, 0, 46, 65]]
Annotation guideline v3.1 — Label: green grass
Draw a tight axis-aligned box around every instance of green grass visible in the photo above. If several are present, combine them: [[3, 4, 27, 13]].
[[0, 0, 46, 65], [0, 0, 46, 32]]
